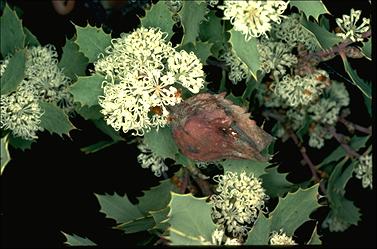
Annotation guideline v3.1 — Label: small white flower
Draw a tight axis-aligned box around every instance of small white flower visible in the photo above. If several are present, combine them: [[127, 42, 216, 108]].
[[137, 142, 168, 177], [0, 58, 10, 77], [219, 50, 250, 83], [354, 154, 372, 189], [0, 84, 43, 140], [220, 0, 289, 40], [322, 212, 350, 232], [309, 99, 340, 126], [269, 229, 296, 245], [210, 171, 268, 238], [336, 9, 370, 42]]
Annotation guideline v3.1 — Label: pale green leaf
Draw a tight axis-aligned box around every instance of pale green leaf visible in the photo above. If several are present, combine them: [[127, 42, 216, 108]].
[[140, 1, 175, 41], [179, 1, 208, 46], [0, 4, 25, 56], [341, 55, 371, 98], [143, 126, 178, 160], [300, 15, 342, 50], [69, 74, 105, 107], [95, 193, 144, 224], [221, 159, 269, 178], [290, 0, 330, 21], [8, 134, 34, 151], [167, 193, 217, 245], [0, 49, 26, 95], [229, 30, 260, 80], [245, 214, 271, 245], [75, 24, 111, 62], [80, 140, 116, 154], [92, 118, 124, 142], [150, 207, 170, 233], [260, 166, 296, 198], [270, 184, 321, 235], [0, 135, 10, 175], [23, 27, 40, 46], [199, 11, 224, 44], [62, 232, 96, 246], [179, 41, 212, 65], [58, 39, 89, 79], [137, 179, 174, 214], [75, 104, 102, 120], [361, 38, 371, 60], [116, 216, 155, 234], [308, 224, 322, 245], [39, 101, 76, 137]]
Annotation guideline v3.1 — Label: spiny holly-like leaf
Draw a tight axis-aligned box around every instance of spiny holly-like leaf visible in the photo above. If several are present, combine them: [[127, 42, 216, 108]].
[[116, 216, 156, 234], [95, 193, 144, 224], [320, 135, 370, 167], [290, 0, 330, 21], [308, 223, 322, 245], [199, 11, 224, 44], [39, 101, 76, 137], [269, 184, 321, 236], [92, 118, 124, 142], [0, 49, 26, 95], [62, 232, 96, 246], [167, 193, 217, 245], [137, 179, 175, 214], [75, 104, 102, 120], [140, 1, 175, 41], [341, 55, 371, 99], [144, 126, 179, 160], [0, 3, 25, 56], [245, 214, 271, 245], [229, 30, 260, 80], [69, 74, 105, 107], [260, 166, 297, 198], [179, 1, 208, 46], [74, 24, 111, 62], [58, 39, 89, 80], [361, 38, 371, 60], [8, 134, 34, 151], [0, 135, 10, 175], [300, 15, 342, 50], [221, 159, 270, 178], [179, 41, 212, 65], [23, 27, 40, 46], [150, 207, 170, 233]]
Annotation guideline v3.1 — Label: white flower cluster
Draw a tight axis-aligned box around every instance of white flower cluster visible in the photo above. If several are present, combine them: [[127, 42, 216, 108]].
[[137, 142, 168, 177], [0, 45, 72, 140], [322, 212, 350, 232], [210, 171, 268, 238], [211, 228, 241, 245], [220, 0, 289, 40], [273, 13, 319, 51], [336, 9, 370, 42], [219, 50, 250, 84], [269, 229, 297, 245], [95, 27, 205, 135], [308, 124, 332, 149], [0, 84, 43, 140], [354, 154, 372, 189], [272, 69, 329, 107], [257, 41, 297, 80]]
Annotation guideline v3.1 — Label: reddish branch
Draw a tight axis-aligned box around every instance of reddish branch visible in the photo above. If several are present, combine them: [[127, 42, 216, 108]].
[[338, 117, 372, 135], [327, 126, 360, 158], [186, 164, 213, 196]]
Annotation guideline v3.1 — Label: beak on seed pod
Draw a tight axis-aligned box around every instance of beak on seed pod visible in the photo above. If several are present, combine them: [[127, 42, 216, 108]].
[[168, 92, 273, 162]]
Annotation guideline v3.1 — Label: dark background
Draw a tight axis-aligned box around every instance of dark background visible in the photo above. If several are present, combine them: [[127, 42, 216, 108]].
[[1, 0, 375, 247]]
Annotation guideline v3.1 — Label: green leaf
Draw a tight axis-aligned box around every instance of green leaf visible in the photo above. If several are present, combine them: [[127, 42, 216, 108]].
[[140, 1, 175, 41], [95, 193, 144, 224], [179, 1, 208, 46], [341, 55, 371, 98], [260, 166, 297, 198], [0, 134, 10, 175], [300, 15, 342, 50], [75, 104, 103, 120], [0, 49, 26, 95], [290, 0, 330, 21], [229, 30, 260, 80], [137, 179, 174, 214], [92, 118, 124, 142], [221, 159, 269, 178], [39, 101, 76, 137], [80, 140, 116, 154], [150, 207, 170, 233], [69, 74, 105, 107], [143, 126, 179, 160], [226, 93, 250, 109], [23, 27, 40, 46], [0, 4, 25, 56], [116, 216, 156, 234], [74, 24, 111, 62], [199, 11, 224, 44], [245, 214, 271, 245], [58, 39, 89, 80], [364, 94, 371, 117], [8, 134, 34, 151], [167, 193, 217, 245], [308, 224, 322, 245], [62, 232, 96, 246], [269, 184, 321, 235], [179, 41, 212, 65], [361, 38, 371, 60]]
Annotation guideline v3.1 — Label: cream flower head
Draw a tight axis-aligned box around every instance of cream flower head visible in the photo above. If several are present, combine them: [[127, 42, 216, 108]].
[[269, 229, 297, 245]]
